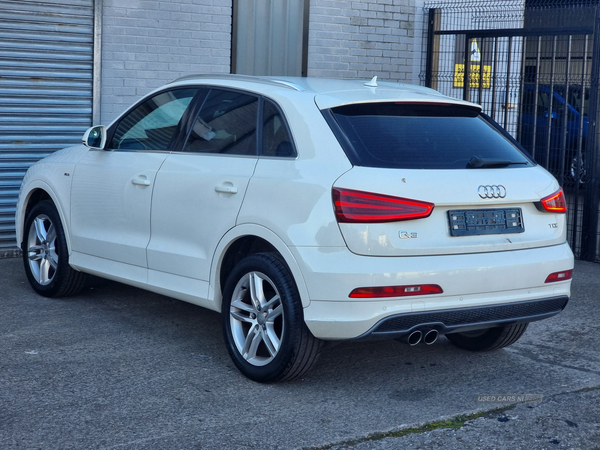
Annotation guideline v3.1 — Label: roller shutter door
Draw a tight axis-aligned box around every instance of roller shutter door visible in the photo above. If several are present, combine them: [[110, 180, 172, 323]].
[[0, 0, 94, 253]]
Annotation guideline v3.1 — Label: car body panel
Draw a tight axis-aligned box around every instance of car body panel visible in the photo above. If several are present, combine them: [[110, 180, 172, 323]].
[[15, 145, 87, 253], [297, 242, 572, 338], [208, 223, 313, 311], [147, 152, 258, 280], [334, 165, 565, 256], [71, 149, 168, 268], [15, 75, 574, 345]]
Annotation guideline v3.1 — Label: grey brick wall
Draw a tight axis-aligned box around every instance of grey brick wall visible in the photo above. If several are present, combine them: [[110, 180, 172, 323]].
[[100, 0, 231, 124], [307, 0, 422, 83], [99, 0, 427, 123]]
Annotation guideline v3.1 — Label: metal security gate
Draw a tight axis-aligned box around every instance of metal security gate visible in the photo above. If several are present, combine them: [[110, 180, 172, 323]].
[[0, 0, 96, 255], [423, 0, 600, 262]]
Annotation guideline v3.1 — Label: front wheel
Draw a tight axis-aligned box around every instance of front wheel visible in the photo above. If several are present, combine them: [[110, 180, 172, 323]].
[[222, 253, 322, 382], [22, 200, 87, 297], [445, 323, 529, 352]]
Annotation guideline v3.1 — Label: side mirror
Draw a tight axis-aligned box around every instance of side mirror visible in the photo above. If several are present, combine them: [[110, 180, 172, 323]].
[[82, 125, 107, 149]]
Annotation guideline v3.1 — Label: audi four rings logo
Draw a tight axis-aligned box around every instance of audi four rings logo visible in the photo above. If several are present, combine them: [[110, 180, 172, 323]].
[[478, 185, 507, 199]]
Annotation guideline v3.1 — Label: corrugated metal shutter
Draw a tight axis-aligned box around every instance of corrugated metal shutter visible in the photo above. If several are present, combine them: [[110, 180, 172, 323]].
[[0, 0, 94, 253], [233, 0, 308, 76]]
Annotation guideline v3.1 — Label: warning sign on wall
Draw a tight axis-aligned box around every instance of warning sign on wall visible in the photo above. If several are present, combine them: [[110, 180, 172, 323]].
[[454, 63, 491, 88], [453, 37, 491, 89]]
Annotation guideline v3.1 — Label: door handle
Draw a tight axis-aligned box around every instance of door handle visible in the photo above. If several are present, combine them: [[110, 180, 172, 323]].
[[215, 185, 238, 194], [131, 177, 151, 187]]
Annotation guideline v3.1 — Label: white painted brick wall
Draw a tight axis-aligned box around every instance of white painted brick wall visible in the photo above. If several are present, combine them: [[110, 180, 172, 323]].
[[100, 0, 426, 123], [307, 0, 422, 83], [100, 0, 231, 124]]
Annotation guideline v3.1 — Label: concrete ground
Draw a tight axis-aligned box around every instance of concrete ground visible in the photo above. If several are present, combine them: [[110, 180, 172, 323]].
[[1, 257, 599, 450]]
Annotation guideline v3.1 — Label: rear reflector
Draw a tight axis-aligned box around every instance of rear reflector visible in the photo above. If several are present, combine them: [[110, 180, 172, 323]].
[[333, 188, 434, 223], [349, 284, 443, 298], [540, 189, 567, 213], [545, 269, 573, 283]]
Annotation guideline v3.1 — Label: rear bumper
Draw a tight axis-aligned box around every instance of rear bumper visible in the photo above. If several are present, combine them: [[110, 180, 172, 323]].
[[293, 242, 573, 340], [359, 296, 568, 340]]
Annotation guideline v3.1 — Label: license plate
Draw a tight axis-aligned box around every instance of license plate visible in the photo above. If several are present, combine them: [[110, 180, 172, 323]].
[[448, 208, 524, 236]]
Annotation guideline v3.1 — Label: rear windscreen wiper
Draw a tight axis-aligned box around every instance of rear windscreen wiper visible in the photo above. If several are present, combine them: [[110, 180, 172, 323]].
[[467, 156, 529, 168]]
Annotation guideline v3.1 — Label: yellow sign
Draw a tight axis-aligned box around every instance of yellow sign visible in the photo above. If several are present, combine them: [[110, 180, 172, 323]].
[[454, 64, 491, 88]]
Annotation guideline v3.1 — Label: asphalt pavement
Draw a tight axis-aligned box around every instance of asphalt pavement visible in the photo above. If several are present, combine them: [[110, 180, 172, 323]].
[[1, 256, 599, 449]]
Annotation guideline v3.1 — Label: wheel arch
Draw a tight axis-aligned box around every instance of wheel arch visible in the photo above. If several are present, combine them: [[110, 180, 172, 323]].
[[17, 182, 72, 254], [209, 224, 311, 312]]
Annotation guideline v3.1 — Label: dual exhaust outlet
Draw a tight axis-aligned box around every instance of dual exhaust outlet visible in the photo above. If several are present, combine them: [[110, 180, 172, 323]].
[[400, 328, 439, 346]]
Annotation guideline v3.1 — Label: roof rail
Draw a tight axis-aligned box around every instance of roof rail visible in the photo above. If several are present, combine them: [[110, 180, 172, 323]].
[[167, 74, 304, 91]]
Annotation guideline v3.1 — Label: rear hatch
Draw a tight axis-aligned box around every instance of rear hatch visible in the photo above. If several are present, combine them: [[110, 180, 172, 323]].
[[323, 101, 567, 256]]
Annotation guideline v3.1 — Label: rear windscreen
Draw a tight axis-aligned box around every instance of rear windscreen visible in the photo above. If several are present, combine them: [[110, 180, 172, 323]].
[[327, 103, 533, 170]]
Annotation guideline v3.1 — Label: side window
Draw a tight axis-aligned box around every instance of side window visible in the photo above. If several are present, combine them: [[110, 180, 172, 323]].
[[183, 89, 258, 155], [110, 88, 197, 151], [262, 99, 296, 157]]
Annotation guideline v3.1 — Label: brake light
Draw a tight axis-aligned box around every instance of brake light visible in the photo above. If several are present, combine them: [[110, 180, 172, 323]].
[[545, 269, 573, 283], [349, 284, 443, 298], [333, 188, 434, 223], [540, 189, 567, 213]]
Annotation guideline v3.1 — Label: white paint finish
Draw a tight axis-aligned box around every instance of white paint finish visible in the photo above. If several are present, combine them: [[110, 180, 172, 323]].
[[313, 85, 461, 109], [238, 158, 351, 248], [15, 145, 88, 251], [208, 223, 312, 311], [291, 242, 573, 303], [70, 251, 147, 285], [303, 282, 571, 340], [334, 165, 566, 256], [17, 76, 575, 342], [71, 149, 168, 267], [147, 153, 257, 280], [147, 269, 212, 310]]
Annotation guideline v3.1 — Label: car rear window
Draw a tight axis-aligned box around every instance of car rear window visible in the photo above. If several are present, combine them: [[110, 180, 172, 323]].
[[326, 103, 533, 170]]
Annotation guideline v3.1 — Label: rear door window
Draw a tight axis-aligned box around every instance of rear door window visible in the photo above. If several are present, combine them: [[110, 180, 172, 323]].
[[261, 99, 296, 157], [327, 103, 533, 169], [183, 89, 258, 156]]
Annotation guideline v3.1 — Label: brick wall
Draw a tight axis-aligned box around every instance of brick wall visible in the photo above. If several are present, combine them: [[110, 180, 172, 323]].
[[99, 0, 427, 123], [100, 0, 231, 124], [307, 0, 422, 83]]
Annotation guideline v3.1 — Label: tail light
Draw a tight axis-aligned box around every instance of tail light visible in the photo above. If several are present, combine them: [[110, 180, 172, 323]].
[[349, 284, 443, 298], [539, 189, 567, 213], [545, 269, 573, 283], [333, 188, 434, 223]]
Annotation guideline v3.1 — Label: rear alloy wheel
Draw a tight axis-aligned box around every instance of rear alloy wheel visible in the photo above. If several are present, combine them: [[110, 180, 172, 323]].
[[445, 323, 529, 351], [22, 200, 86, 298], [222, 253, 322, 382]]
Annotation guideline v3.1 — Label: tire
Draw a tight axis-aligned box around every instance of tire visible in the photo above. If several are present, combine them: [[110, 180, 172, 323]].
[[22, 200, 87, 298], [222, 253, 322, 382], [445, 323, 529, 352], [568, 155, 586, 186]]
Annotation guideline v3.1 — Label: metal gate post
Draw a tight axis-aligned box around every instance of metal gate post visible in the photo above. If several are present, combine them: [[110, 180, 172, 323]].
[[425, 9, 440, 90], [581, 6, 600, 262]]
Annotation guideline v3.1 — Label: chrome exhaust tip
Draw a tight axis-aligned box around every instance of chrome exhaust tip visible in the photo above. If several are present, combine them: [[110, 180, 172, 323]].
[[406, 330, 423, 346], [423, 329, 439, 345]]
